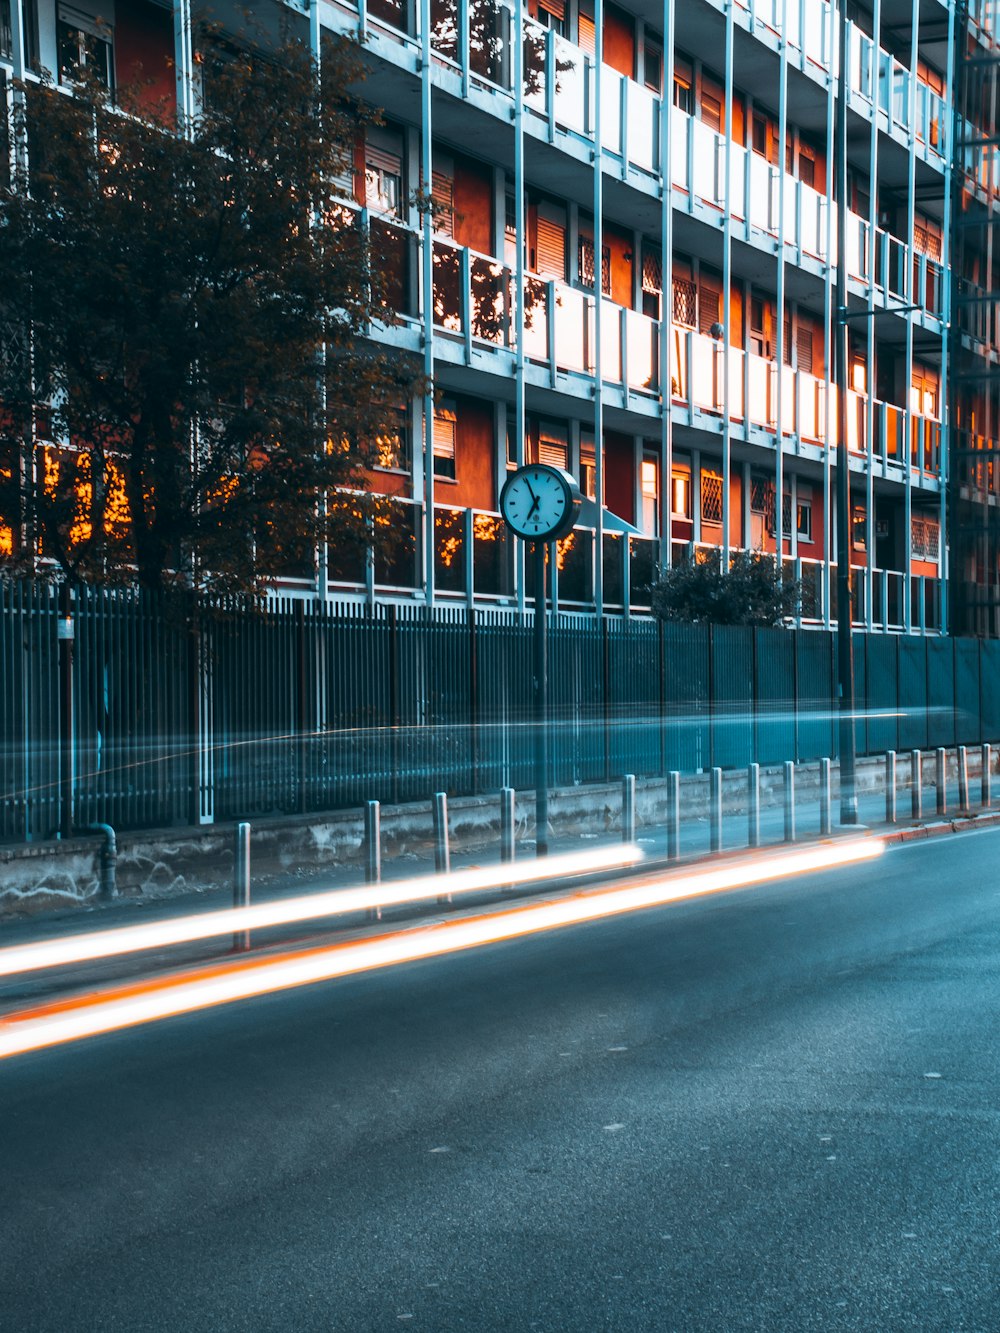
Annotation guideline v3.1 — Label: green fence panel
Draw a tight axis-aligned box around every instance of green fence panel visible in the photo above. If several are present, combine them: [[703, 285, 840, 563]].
[[662, 623, 709, 772]]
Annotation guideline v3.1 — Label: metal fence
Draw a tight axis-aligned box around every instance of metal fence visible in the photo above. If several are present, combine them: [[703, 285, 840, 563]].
[[1, 582, 998, 843]]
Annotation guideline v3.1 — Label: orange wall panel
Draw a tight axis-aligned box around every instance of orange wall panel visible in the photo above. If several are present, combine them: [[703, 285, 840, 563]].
[[603, 4, 635, 79], [453, 155, 494, 256], [604, 431, 634, 523]]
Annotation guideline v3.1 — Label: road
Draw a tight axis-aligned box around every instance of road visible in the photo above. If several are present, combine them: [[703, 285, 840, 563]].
[[2, 828, 999, 1332]]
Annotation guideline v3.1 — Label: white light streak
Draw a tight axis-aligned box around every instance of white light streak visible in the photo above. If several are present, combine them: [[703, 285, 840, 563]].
[[0, 837, 882, 1060], [0, 844, 645, 979]]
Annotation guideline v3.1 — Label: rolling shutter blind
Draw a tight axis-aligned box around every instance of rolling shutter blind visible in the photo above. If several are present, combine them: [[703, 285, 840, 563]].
[[578, 12, 595, 55], [536, 216, 567, 279], [698, 281, 721, 336]]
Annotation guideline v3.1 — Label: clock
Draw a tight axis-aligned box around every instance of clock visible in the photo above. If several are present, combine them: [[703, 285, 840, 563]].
[[499, 464, 582, 542]]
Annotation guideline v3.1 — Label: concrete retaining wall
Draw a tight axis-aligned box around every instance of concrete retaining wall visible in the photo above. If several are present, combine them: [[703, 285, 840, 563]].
[[1, 745, 994, 919]]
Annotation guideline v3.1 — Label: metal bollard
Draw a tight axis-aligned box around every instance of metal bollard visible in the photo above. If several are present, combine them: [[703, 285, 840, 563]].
[[911, 750, 922, 820], [89, 823, 118, 900], [622, 774, 636, 845], [958, 745, 969, 814], [784, 761, 796, 843], [983, 743, 992, 810], [667, 771, 680, 862], [710, 767, 722, 853], [747, 762, 760, 849], [365, 800, 381, 922], [820, 757, 832, 836], [936, 747, 947, 817], [885, 751, 897, 825], [433, 791, 451, 903], [233, 821, 251, 953], [500, 786, 515, 865]]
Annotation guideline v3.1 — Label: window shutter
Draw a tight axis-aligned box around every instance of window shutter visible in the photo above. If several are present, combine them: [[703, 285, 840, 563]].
[[539, 0, 565, 20], [366, 145, 401, 176], [698, 282, 721, 336], [538, 437, 568, 467], [433, 407, 456, 461], [536, 216, 567, 279], [796, 325, 814, 373], [578, 11, 595, 55], [783, 317, 793, 365], [672, 277, 696, 326], [432, 171, 454, 237], [701, 93, 722, 133]]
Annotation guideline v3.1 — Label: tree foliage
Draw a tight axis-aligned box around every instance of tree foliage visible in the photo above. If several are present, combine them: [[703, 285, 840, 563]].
[[0, 29, 418, 593], [650, 550, 800, 627]]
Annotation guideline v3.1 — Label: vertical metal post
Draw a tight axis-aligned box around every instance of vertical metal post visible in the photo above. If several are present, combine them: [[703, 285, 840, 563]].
[[622, 773, 635, 844], [420, 0, 436, 606], [820, 757, 832, 836], [982, 742, 991, 809], [911, 749, 922, 820], [500, 786, 515, 864], [747, 762, 760, 849], [784, 760, 796, 843], [835, 0, 858, 824], [434, 791, 451, 903], [936, 746, 947, 816], [958, 745, 969, 814], [365, 799, 381, 922], [233, 821, 250, 953], [534, 541, 549, 857], [667, 770, 680, 862], [710, 767, 722, 854], [58, 584, 75, 841], [885, 750, 897, 824]]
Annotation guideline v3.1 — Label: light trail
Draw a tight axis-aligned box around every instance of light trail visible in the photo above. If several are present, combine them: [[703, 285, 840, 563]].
[[0, 844, 645, 979], [0, 837, 883, 1060]]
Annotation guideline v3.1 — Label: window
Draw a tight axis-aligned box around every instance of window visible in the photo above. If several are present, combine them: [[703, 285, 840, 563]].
[[851, 503, 866, 552], [642, 246, 662, 318], [796, 325, 814, 374], [643, 40, 662, 93], [577, 5, 595, 56], [578, 237, 611, 295], [365, 144, 403, 217], [580, 432, 596, 499], [701, 469, 723, 524], [698, 282, 721, 337], [911, 514, 940, 561], [798, 147, 816, 189], [433, 403, 457, 480], [641, 457, 658, 534], [796, 500, 812, 541], [373, 410, 411, 472], [752, 114, 768, 158], [672, 278, 697, 328], [536, 0, 565, 36], [58, 7, 114, 89], [671, 470, 691, 519], [673, 60, 693, 115]]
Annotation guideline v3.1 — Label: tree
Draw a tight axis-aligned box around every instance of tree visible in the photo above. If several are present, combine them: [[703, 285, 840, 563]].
[[0, 29, 417, 594], [650, 550, 800, 627]]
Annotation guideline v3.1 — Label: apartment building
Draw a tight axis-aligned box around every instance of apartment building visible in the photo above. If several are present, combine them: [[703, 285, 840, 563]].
[[3, 0, 999, 633]]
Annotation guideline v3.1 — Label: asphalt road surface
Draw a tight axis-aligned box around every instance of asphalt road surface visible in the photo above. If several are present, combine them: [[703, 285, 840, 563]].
[[2, 828, 1000, 1332]]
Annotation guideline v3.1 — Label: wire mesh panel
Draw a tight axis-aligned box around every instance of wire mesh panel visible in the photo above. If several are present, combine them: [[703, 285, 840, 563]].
[[795, 631, 835, 761], [661, 622, 709, 772], [981, 641, 1000, 742], [926, 637, 956, 749], [755, 628, 796, 765], [710, 626, 754, 769], [898, 635, 929, 752], [0, 583, 60, 841], [953, 638, 981, 745], [604, 617, 660, 780], [864, 633, 899, 756]]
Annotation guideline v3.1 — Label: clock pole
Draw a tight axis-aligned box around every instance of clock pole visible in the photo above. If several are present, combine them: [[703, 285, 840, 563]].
[[533, 539, 549, 857]]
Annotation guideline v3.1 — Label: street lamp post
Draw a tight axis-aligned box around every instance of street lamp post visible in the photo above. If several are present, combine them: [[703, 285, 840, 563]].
[[835, 0, 858, 825]]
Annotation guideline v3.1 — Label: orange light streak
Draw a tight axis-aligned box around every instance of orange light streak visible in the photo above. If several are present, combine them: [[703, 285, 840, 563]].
[[0, 838, 882, 1060]]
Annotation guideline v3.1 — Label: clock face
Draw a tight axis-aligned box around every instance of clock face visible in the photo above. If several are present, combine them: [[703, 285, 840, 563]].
[[499, 464, 580, 542]]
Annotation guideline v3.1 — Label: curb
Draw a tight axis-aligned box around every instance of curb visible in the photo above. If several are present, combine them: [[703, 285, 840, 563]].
[[880, 809, 1000, 844]]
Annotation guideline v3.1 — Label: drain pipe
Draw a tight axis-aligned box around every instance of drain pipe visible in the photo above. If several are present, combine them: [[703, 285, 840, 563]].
[[88, 824, 118, 901]]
